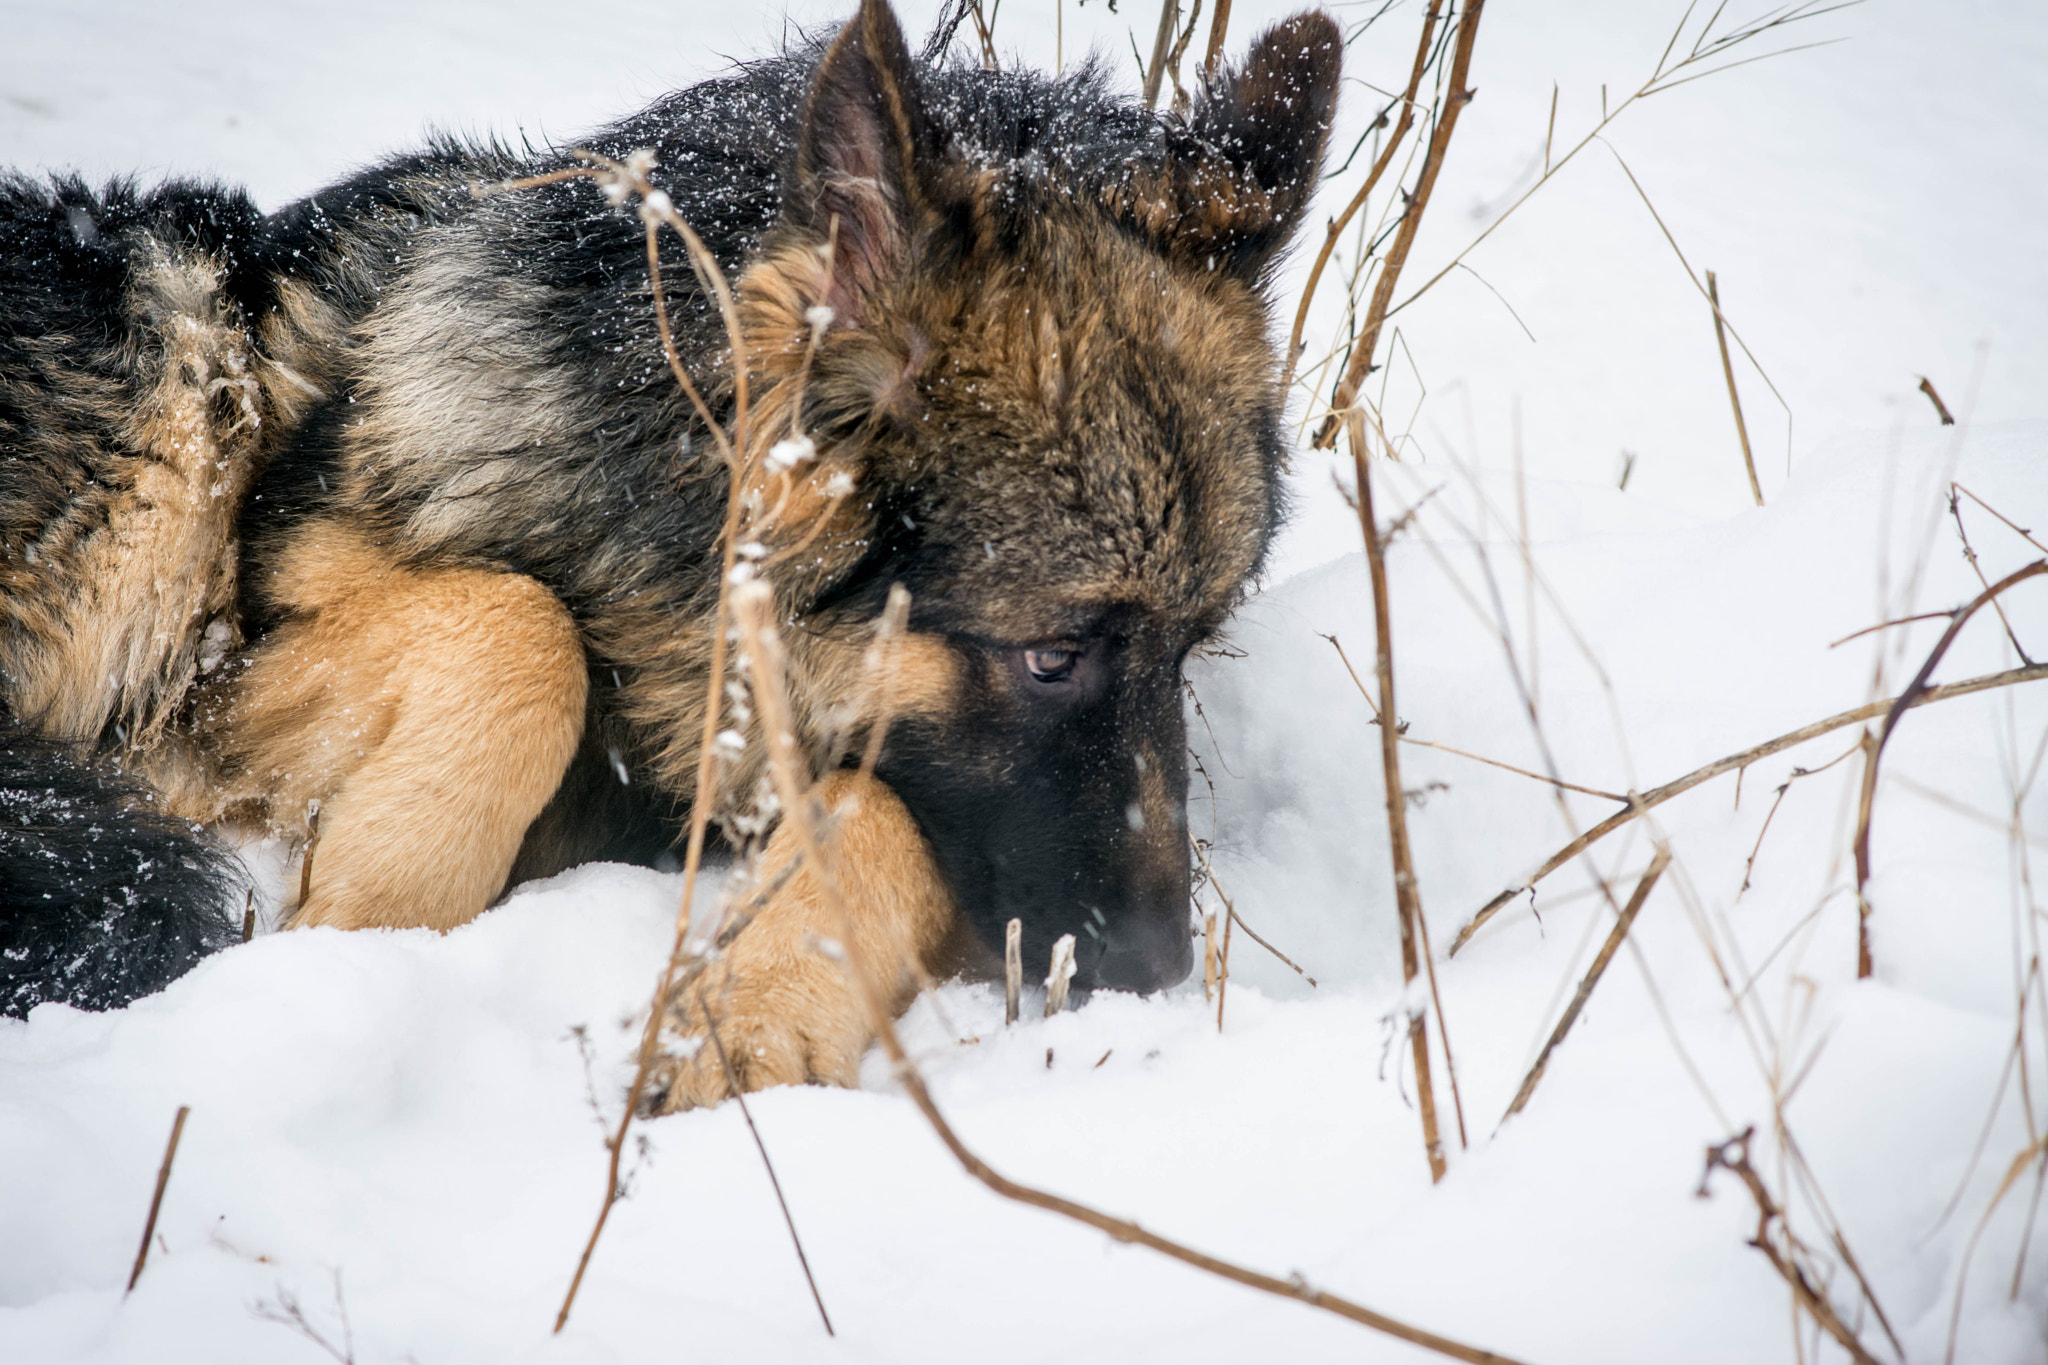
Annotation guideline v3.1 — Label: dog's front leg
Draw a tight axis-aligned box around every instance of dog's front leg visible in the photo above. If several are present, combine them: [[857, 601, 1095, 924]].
[[648, 771, 957, 1112]]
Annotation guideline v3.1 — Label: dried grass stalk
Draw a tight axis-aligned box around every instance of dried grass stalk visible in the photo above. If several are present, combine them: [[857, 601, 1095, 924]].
[[1501, 848, 1670, 1122], [1449, 661, 2048, 956], [126, 1105, 190, 1294]]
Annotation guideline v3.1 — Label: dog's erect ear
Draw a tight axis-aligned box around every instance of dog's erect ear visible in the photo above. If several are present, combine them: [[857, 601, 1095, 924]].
[[1123, 11, 1342, 281], [792, 0, 932, 329]]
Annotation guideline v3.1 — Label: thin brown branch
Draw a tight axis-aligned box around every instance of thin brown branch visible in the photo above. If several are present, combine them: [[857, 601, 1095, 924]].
[[1279, 0, 1444, 394], [551, 148, 757, 1335], [1854, 559, 2048, 977], [1201, 0, 1232, 76], [1347, 412, 1456, 1176], [1191, 836, 1319, 986], [1953, 482, 2048, 556], [1312, 1, 1485, 448], [127, 1104, 190, 1293], [1827, 610, 1956, 650], [734, 565, 1527, 1365], [1384, 3, 1854, 326], [1325, 633, 1629, 802], [1947, 488, 2035, 665], [1448, 661, 2048, 956], [1707, 270, 1763, 505], [700, 990, 834, 1336], [1737, 743, 1861, 899], [1502, 849, 1670, 1121], [1919, 375, 1956, 425], [1142, 0, 1181, 109], [1700, 1128, 1885, 1365]]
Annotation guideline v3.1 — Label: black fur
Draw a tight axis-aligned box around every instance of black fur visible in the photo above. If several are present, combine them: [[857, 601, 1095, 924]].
[[0, 722, 241, 1016], [0, 6, 1342, 1012]]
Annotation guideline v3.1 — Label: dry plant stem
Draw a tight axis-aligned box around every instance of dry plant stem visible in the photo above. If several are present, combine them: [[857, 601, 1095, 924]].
[[700, 991, 835, 1337], [1449, 660, 2048, 956], [1142, 0, 1180, 108], [1215, 897, 1236, 1031], [1947, 490, 2035, 665], [1701, 1129, 1884, 1365], [1386, 2, 1852, 328], [240, 888, 255, 943], [1201, 0, 1232, 75], [553, 152, 755, 1336], [1919, 376, 1957, 425], [1202, 912, 1219, 1003], [1827, 610, 1955, 650], [1326, 633, 1629, 802], [298, 801, 320, 906], [736, 570, 1528, 1365], [1502, 849, 1671, 1121], [1853, 559, 2048, 977], [1311, 0, 1485, 450], [1281, 0, 1444, 395], [1349, 414, 1456, 1177], [1188, 836, 1318, 985], [1707, 270, 1764, 506], [127, 1104, 190, 1294], [1953, 482, 2048, 556], [1004, 917, 1022, 1025], [1045, 935, 1078, 1016]]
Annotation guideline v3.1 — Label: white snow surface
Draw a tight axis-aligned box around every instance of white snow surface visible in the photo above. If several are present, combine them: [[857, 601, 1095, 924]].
[[4, 3, 2047, 1362]]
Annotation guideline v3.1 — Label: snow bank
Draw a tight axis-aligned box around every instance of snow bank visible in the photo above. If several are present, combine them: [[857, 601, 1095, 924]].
[[3, 3, 2045, 1362]]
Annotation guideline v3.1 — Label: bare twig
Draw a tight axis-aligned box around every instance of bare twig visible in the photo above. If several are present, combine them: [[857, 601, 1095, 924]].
[[1449, 661, 2048, 955], [1046, 935, 1078, 1016], [126, 1105, 190, 1293], [1326, 633, 1629, 802], [1827, 610, 1956, 650], [1919, 376, 1956, 425], [1700, 1129, 1884, 1365], [1191, 837, 1319, 986], [1502, 849, 1671, 1121], [538, 148, 758, 1336], [1311, 1, 1485, 449], [733, 558, 1529, 1365], [700, 990, 834, 1336], [1142, 0, 1181, 108], [1948, 488, 2035, 665], [1281, 0, 1443, 394], [251, 1272, 356, 1365], [1347, 412, 1461, 1174], [1707, 270, 1764, 505], [1953, 482, 2048, 556], [1004, 917, 1022, 1025], [1737, 743, 1862, 899], [1854, 559, 2048, 977], [1386, 3, 1855, 327], [1201, 0, 1232, 76]]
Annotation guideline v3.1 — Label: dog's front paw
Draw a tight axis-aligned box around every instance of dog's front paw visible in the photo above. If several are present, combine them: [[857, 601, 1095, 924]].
[[644, 947, 872, 1114]]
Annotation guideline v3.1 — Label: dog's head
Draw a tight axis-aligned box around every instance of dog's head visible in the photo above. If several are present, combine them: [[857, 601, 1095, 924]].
[[740, 0, 1340, 992]]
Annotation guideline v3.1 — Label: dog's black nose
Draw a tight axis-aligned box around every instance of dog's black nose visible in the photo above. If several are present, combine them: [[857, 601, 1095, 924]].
[[1079, 912, 1194, 994]]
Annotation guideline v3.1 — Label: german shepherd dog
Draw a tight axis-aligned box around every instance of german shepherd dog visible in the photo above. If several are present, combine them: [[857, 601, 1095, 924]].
[[0, 1, 1339, 1105]]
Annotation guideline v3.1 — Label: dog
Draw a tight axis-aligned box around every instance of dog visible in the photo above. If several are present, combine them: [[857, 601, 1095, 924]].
[[0, 0, 1340, 1105]]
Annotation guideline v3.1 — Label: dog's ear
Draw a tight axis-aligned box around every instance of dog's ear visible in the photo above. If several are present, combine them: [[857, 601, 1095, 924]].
[[791, 0, 932, 329], [1124, 11, 1343, 281]]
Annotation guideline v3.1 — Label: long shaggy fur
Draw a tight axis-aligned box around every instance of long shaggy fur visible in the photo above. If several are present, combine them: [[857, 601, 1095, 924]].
[[0, 2, 1342, 1045], [0, 723, 241, 1015]]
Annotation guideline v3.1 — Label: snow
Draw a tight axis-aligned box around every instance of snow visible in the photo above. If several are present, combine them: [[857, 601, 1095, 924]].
[[4, 2, 2046, 1362]]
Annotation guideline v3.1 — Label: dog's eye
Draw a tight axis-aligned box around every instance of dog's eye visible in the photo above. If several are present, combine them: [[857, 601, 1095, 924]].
[[1022, 648, 1079, 683]]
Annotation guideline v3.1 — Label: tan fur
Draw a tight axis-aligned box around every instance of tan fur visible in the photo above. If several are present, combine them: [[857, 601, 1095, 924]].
[[651, 770, 955, 1110], [199, 522, 588, 930], [12, 250, 273, 749]]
